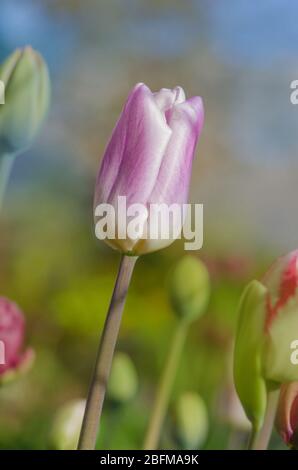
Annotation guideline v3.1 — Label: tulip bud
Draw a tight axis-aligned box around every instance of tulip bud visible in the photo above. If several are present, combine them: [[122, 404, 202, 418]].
[[0, 296, 34, 384], [107, 352, 138, 404], [262, 250, 298, 385], [275, 382, 298, 449], [233, 281, 268, 431], [50, 399, 85, 450], [234, 250, 298, 430], [168, 256, 210, 322], [94, 83, 204, 255], [174, 392, 208, 449], [0, 46, 50, 155]]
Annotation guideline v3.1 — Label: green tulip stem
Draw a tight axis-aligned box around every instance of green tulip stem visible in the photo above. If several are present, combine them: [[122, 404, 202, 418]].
[[78, 254, 138, 450], [0, 153, 15, 209], [143, 319, 188, 450], [248, 389, 280, 450]]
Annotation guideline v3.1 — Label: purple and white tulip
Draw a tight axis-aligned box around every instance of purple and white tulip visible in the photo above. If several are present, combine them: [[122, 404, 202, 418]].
[[94, 83, 204, 255]]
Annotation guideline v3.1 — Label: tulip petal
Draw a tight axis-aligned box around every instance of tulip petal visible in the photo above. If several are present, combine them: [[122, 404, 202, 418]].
[[149, 96, 204, 206], [94, 83, 172, 208], [276, 382, 298, 447], [264, 250, 298, 331], [0, 297, 26, 375], [262, 290, 298, 384], [153, 86, 185, 113]]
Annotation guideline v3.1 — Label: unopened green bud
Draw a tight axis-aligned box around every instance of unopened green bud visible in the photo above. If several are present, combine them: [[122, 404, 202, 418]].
[[0, 46, 50, 155], [107, 352, 138, 404], [50, 399, 85, 450], [168, 256, 210, 322], [174, 392, 208, 449], [233, 281, 267, 432]]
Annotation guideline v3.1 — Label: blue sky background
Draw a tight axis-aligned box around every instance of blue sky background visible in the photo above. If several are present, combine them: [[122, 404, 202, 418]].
[[0, 0, 298, 253]]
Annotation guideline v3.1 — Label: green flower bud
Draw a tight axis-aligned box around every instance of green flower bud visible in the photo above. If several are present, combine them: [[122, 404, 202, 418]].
[[233, 281, 267, 432], [0, 46, 50, 155], [107, 352, 138, 404], [168, 256, 210, 322], [50, 399, 85, 450], [174, 392, 208, 449]]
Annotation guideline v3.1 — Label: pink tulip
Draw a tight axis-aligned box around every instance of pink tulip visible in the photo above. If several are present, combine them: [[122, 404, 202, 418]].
[[276, 382, 298, 449], [94, 83, 204, 255], [260, 250, 298, 384], [263, 250, 298, 331], [0, 297, 34, 381], [233, 250, 298, 432]]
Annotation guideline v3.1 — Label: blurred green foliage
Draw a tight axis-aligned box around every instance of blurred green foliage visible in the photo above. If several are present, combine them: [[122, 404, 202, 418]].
[[0, 178, 264, 449], [0, 0, 290, 451]]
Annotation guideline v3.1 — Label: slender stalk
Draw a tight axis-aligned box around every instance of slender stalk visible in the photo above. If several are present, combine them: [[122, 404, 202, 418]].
[[228, 428, 249, 450], [78, 254, 138, 450], [248, 389, 280, 450], [143, 320, 188, 450], [0, 154, 14, 209], [247, 426, 259, 450]]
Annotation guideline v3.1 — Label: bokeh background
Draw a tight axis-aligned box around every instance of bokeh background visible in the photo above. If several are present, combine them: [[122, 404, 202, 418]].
[[0, 0, 297, 449]]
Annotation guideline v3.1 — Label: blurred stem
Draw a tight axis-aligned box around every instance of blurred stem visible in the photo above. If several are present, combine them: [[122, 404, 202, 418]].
[[247, 426, 258, 450], [248, 389, 279, 450], [0, 153, 14, 209], [143, 319, 188, 450], [78, 254, 138, 450], [228, 428, 249, 450]]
